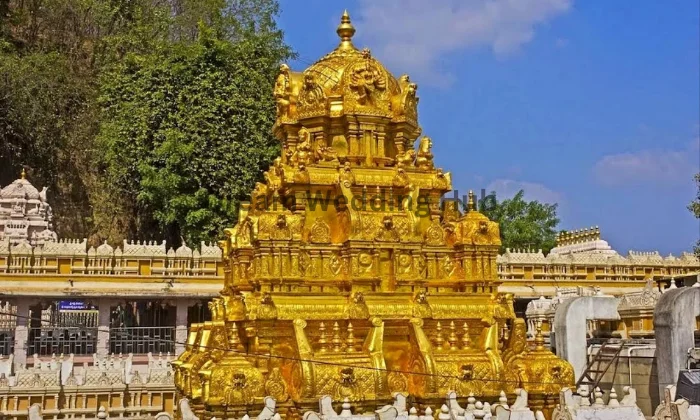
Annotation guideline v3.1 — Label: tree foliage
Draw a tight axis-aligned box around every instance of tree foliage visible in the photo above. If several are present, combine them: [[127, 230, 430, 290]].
[[98, 22, 290, 245], [478, 190, 560, 254], [0, 0, 293, 246], [0, 50, 97, 236], [690, 173, 700, 257]]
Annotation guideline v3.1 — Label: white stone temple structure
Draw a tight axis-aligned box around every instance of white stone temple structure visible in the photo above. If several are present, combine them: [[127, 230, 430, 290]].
[[497, 226, 699, 298], [0, 170, 57, 246]]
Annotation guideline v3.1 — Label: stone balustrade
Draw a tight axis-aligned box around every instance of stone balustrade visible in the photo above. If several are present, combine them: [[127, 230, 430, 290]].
[[2, 234, 697, 284], [24, 404, 173, 420], [0, 352, 175, 420], [0, 239, 222, 277], [552, 386, 645, 420], [172, 388, 644, 420], [213, 390, 547, 420], [498, 243, 699, 283], [2, 357, 651, 420]]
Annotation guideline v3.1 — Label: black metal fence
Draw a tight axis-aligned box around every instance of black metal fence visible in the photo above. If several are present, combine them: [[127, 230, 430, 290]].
[[0, 329, 14, 355], [109, 326, 175, 354], [28, 327, 97, 355]]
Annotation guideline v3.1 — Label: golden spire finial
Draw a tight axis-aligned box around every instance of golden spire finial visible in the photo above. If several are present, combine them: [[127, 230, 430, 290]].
[[346, 322, 356, 352], [448, 321, 458, 351], [461, 322, 471, 349], [534, 321, 545, 350], [435, 321, 445, 351], [229, 322, 244, 352], [21, 167, 26, 180], [467, 190, 476, 211], [332, 321, 343, 352], [229, 322, 239, 344], [373, 185, 382, 207], [336, 10, 356, 49], [318, 322, 328, 352]]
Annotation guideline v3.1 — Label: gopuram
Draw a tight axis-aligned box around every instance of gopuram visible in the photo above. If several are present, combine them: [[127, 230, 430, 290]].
[[173, 11, 574, 419]]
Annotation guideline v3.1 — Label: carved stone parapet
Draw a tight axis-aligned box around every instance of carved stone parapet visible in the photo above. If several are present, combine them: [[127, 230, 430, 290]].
[[553, 386, 646, 420]]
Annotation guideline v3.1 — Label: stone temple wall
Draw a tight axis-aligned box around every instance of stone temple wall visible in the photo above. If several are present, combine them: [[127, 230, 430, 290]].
[[0, 352, 175, 420]]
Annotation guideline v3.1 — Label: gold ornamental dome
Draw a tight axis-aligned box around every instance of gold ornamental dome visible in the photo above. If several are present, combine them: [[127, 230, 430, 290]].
[[301, 11, 401, 115], [274, 11, 416, 125]]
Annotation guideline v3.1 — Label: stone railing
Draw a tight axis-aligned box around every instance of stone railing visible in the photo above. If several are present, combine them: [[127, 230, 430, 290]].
[[2, 236, 696, 284], [20, 404, 172, 420], [0, 239, 222, 277], [0, 352, 175, 420], [498, 248, 699, 281], [627, 251, 665, 264], [176, 390, 551, 420], [5, 368, 651, 420], [553, 386, 645, 420], [617, 281, 662, 311]]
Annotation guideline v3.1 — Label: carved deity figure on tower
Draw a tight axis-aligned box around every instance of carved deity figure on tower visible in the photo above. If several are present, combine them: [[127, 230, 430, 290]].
[[392, 167, 410, 188], [299, 73, 326, 110], [415, 136, 434, 170], [314, 137, 338, 162], [396, 74, 419, 120], [264, 157, 284, 192], [274, 64, 292, 119], [348, 49, 387, 106], [339, 162, 355, 187], [332, 367, 363, 401], [398, 74, 411, 92], [434, 168, 451, 190], [395, 149, 416, 168], [291, 128, 315, 167]]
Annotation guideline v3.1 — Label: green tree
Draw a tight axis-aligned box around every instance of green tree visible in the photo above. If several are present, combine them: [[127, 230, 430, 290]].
[[1, 0, 293, 245], [97, 9, 293, 245], [0, 0, 107, 238], [689, 173, 700, 257], [0, 49, 98, 237], [478, 190, 560, 254], [0, 0, 179, 240]]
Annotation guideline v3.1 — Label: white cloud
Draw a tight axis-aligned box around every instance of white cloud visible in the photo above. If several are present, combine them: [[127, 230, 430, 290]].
[[354, 0, 572, 85], [485, 179, 563, 204], [593, 140, 699, 187]]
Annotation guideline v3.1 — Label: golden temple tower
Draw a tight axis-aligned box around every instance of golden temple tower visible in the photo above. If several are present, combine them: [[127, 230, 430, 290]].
[[173, 11, 573, 418]]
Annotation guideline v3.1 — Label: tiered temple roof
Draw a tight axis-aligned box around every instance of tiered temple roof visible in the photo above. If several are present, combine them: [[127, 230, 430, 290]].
[[172, 11, 573, 418], [0, 170, 56, 246]]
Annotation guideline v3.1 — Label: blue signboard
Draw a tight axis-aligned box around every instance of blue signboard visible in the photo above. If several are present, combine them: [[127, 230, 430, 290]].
[[58, 301, 88, 311]]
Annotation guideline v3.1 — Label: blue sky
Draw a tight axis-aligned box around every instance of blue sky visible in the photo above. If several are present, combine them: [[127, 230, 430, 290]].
[[277, 0, 700, 255]]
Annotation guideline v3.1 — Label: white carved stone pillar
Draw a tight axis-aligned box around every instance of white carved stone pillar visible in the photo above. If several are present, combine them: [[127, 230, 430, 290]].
[[175, 300, 190, 356], [96, 299, 114, 356], [13, 298, 30, 368]]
